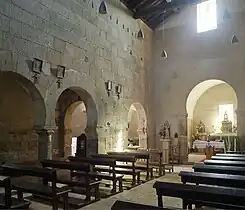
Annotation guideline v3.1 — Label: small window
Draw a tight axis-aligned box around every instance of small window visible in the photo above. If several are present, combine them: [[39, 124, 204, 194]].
[[197, 0, 217, 33]]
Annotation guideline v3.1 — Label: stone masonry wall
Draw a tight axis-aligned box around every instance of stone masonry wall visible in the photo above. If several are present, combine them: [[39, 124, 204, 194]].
[[0, 0, 154, 156]]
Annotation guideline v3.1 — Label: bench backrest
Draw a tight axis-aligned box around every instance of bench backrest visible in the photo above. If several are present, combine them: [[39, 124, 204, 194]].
[[107, 151, 150, 159], [204, 160, 245, 166], [91, 154, 136, 163], [68, 156, 116, 167], [41, 159, 91, 172], [111, 200, 168, 210]]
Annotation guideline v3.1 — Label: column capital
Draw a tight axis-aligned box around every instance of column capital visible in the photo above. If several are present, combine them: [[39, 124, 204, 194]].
[[35, 126, 57, 135]]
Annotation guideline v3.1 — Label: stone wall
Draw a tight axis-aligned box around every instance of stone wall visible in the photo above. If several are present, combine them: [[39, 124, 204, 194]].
[[0, 0, 153, 158], [153, 0, 245, 154]]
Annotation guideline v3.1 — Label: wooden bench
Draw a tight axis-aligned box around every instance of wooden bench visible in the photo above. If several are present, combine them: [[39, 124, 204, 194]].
[[91, 154, 142, 186], [68, 156, 123, 194], [1, 163, 70, 210], [227, 151, 245, 154], [111, 200, 179, 210], [193, 163, 245, 175], [179, 171, 245, 188], [153, 181, 245, 209], [0, 175, 31, 209], [212, 155, 245, 161], [40, 159, 101, 204], [138, 149, 165, 176], [216, 153, 245, 157], [204, 159, 245, 167], [108, 152, 153, 180]]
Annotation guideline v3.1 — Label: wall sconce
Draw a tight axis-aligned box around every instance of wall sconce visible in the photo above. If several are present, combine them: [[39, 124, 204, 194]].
[[56, 65, 66, 88], [115, 84, 122, 99], [32, 58, 43, 84], [161, 50, 168, 58], [99, 1, 108, 14], [137, 29, 144, 40], [105, 80, 112, 96], [231, 35, 239, 44]]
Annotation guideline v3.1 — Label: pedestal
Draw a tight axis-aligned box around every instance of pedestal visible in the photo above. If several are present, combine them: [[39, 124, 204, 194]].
[[160, 138, 170, 163], [206, 146, 214, 160]]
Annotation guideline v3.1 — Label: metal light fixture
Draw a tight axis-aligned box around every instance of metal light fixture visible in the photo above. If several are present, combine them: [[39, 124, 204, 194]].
[[99, 1, 108, 14], [105, 80, 112, 96], [137, 29, 144, 40], [115, 84, 122, 99], [56, 65, 66, 88], [32, 58, 43, 84], [231, 35, 239, 44], [161, 50, 168, 58]]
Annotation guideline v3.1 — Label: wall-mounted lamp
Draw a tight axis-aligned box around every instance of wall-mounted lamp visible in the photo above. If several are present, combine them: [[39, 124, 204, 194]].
[[56, 65, 66, 88], [161, 50, 168, 58], [105, 80, 112, 96], [32, 58, 43, 84], [231, 35, 239, 44], [99, 1, 108, 14], [115, 84, 122, 99], [137, 29, 144, 40]]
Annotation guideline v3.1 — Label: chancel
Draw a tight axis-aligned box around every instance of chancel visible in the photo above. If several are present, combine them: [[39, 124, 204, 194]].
[[1, 0, 245, 209]]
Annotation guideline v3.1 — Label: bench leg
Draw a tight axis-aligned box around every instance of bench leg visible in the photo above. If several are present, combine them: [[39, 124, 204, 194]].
[[132, 175, 136, 186], [182, 199, 188, 209], [157, 195, 163, 207], [52, 197, 58, 210], [85, 187, 92, 201], [137, 173, 140, 184], [119, 178, 123, 192], [63, 193, 68, 210], [150, 168, 153, 179], [146, 170, 149, 180], [95, 184, 100, 200], [111, 180, 116, 193]]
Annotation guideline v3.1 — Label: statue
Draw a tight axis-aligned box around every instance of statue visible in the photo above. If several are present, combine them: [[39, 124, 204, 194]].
[[224, 111, 229, 121], [159, 121, 172, 139], [196, 121, 205, 133], [164, 121, 171, 138], [159, 125, 166, 139]]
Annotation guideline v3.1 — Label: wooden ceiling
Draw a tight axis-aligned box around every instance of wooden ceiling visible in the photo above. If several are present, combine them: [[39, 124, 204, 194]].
[[120, 0, 201, 30]]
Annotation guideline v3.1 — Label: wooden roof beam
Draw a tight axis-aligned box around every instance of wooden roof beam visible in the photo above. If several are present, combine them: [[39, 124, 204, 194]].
[[134, 0, 200, 19]]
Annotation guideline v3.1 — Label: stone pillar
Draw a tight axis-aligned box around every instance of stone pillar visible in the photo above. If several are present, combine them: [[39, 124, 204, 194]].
[[177, 113, 188, 163], [236, 109, 245, 150], [36, 127, 56, 160], [160, 138, 170, 163], [138, 129, 147, 148]]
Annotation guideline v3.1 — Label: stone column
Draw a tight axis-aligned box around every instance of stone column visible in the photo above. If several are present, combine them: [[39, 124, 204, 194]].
[[236, 109, 245, 150], [176, 113, 188, 163], [138, 129, 147, 148], [160, 138, 170, 163], [36, 127, 56, 160]]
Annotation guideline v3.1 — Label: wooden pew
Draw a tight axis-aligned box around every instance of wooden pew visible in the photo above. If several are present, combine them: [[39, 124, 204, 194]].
[[91, 154, 142, 187], [1, 163, 70, 210], [193, 163, 245, 175], [212, 155, 245, 161], [0, 175, 31, 209], [40, 159, 101, 205], [204, 159, 245, 167], [68, 156, 123, 194], [137, 149, 165, 176], [179, 171, 245, 188], [153, 181, 245, 209], [216, 153, 245, 157], [111, 200, 179, 210], [227, 151, 245, 154], [107, 151, 153, 180]]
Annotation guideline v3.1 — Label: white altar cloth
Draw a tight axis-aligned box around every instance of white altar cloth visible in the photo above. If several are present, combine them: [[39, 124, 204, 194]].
[[193, 140, 225, 149]]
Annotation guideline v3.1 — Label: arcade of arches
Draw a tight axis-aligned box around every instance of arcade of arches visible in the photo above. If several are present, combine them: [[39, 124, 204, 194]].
[[2, 0, 245, 167]]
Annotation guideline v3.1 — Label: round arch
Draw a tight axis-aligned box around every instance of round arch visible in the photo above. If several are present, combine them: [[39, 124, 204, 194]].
[[127, 102, 147, 148], [186, 79, 238, 149], [0, 71, 46, 162], [55, 86, 98, 157]]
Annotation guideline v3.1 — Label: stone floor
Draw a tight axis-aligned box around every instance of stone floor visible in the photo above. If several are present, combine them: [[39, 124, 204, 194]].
[[26, 165, 193, 209]]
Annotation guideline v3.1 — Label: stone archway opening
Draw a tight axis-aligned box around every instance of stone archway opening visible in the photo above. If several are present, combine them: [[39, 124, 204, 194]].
[[186, 79, 237, 157], [127, 103, 147, 149], [0, 71, 46, 162], [55, 87, 97, 158]]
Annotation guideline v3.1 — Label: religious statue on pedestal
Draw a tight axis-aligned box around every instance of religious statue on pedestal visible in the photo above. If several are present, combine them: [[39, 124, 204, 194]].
[[196, 121, 205, 134], [221, 111, 232, 133], [159, 121, 171, 139]]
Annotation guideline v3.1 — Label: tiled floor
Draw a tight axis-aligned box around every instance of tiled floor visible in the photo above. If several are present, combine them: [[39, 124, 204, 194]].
[[25, 165, 193, 210]]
